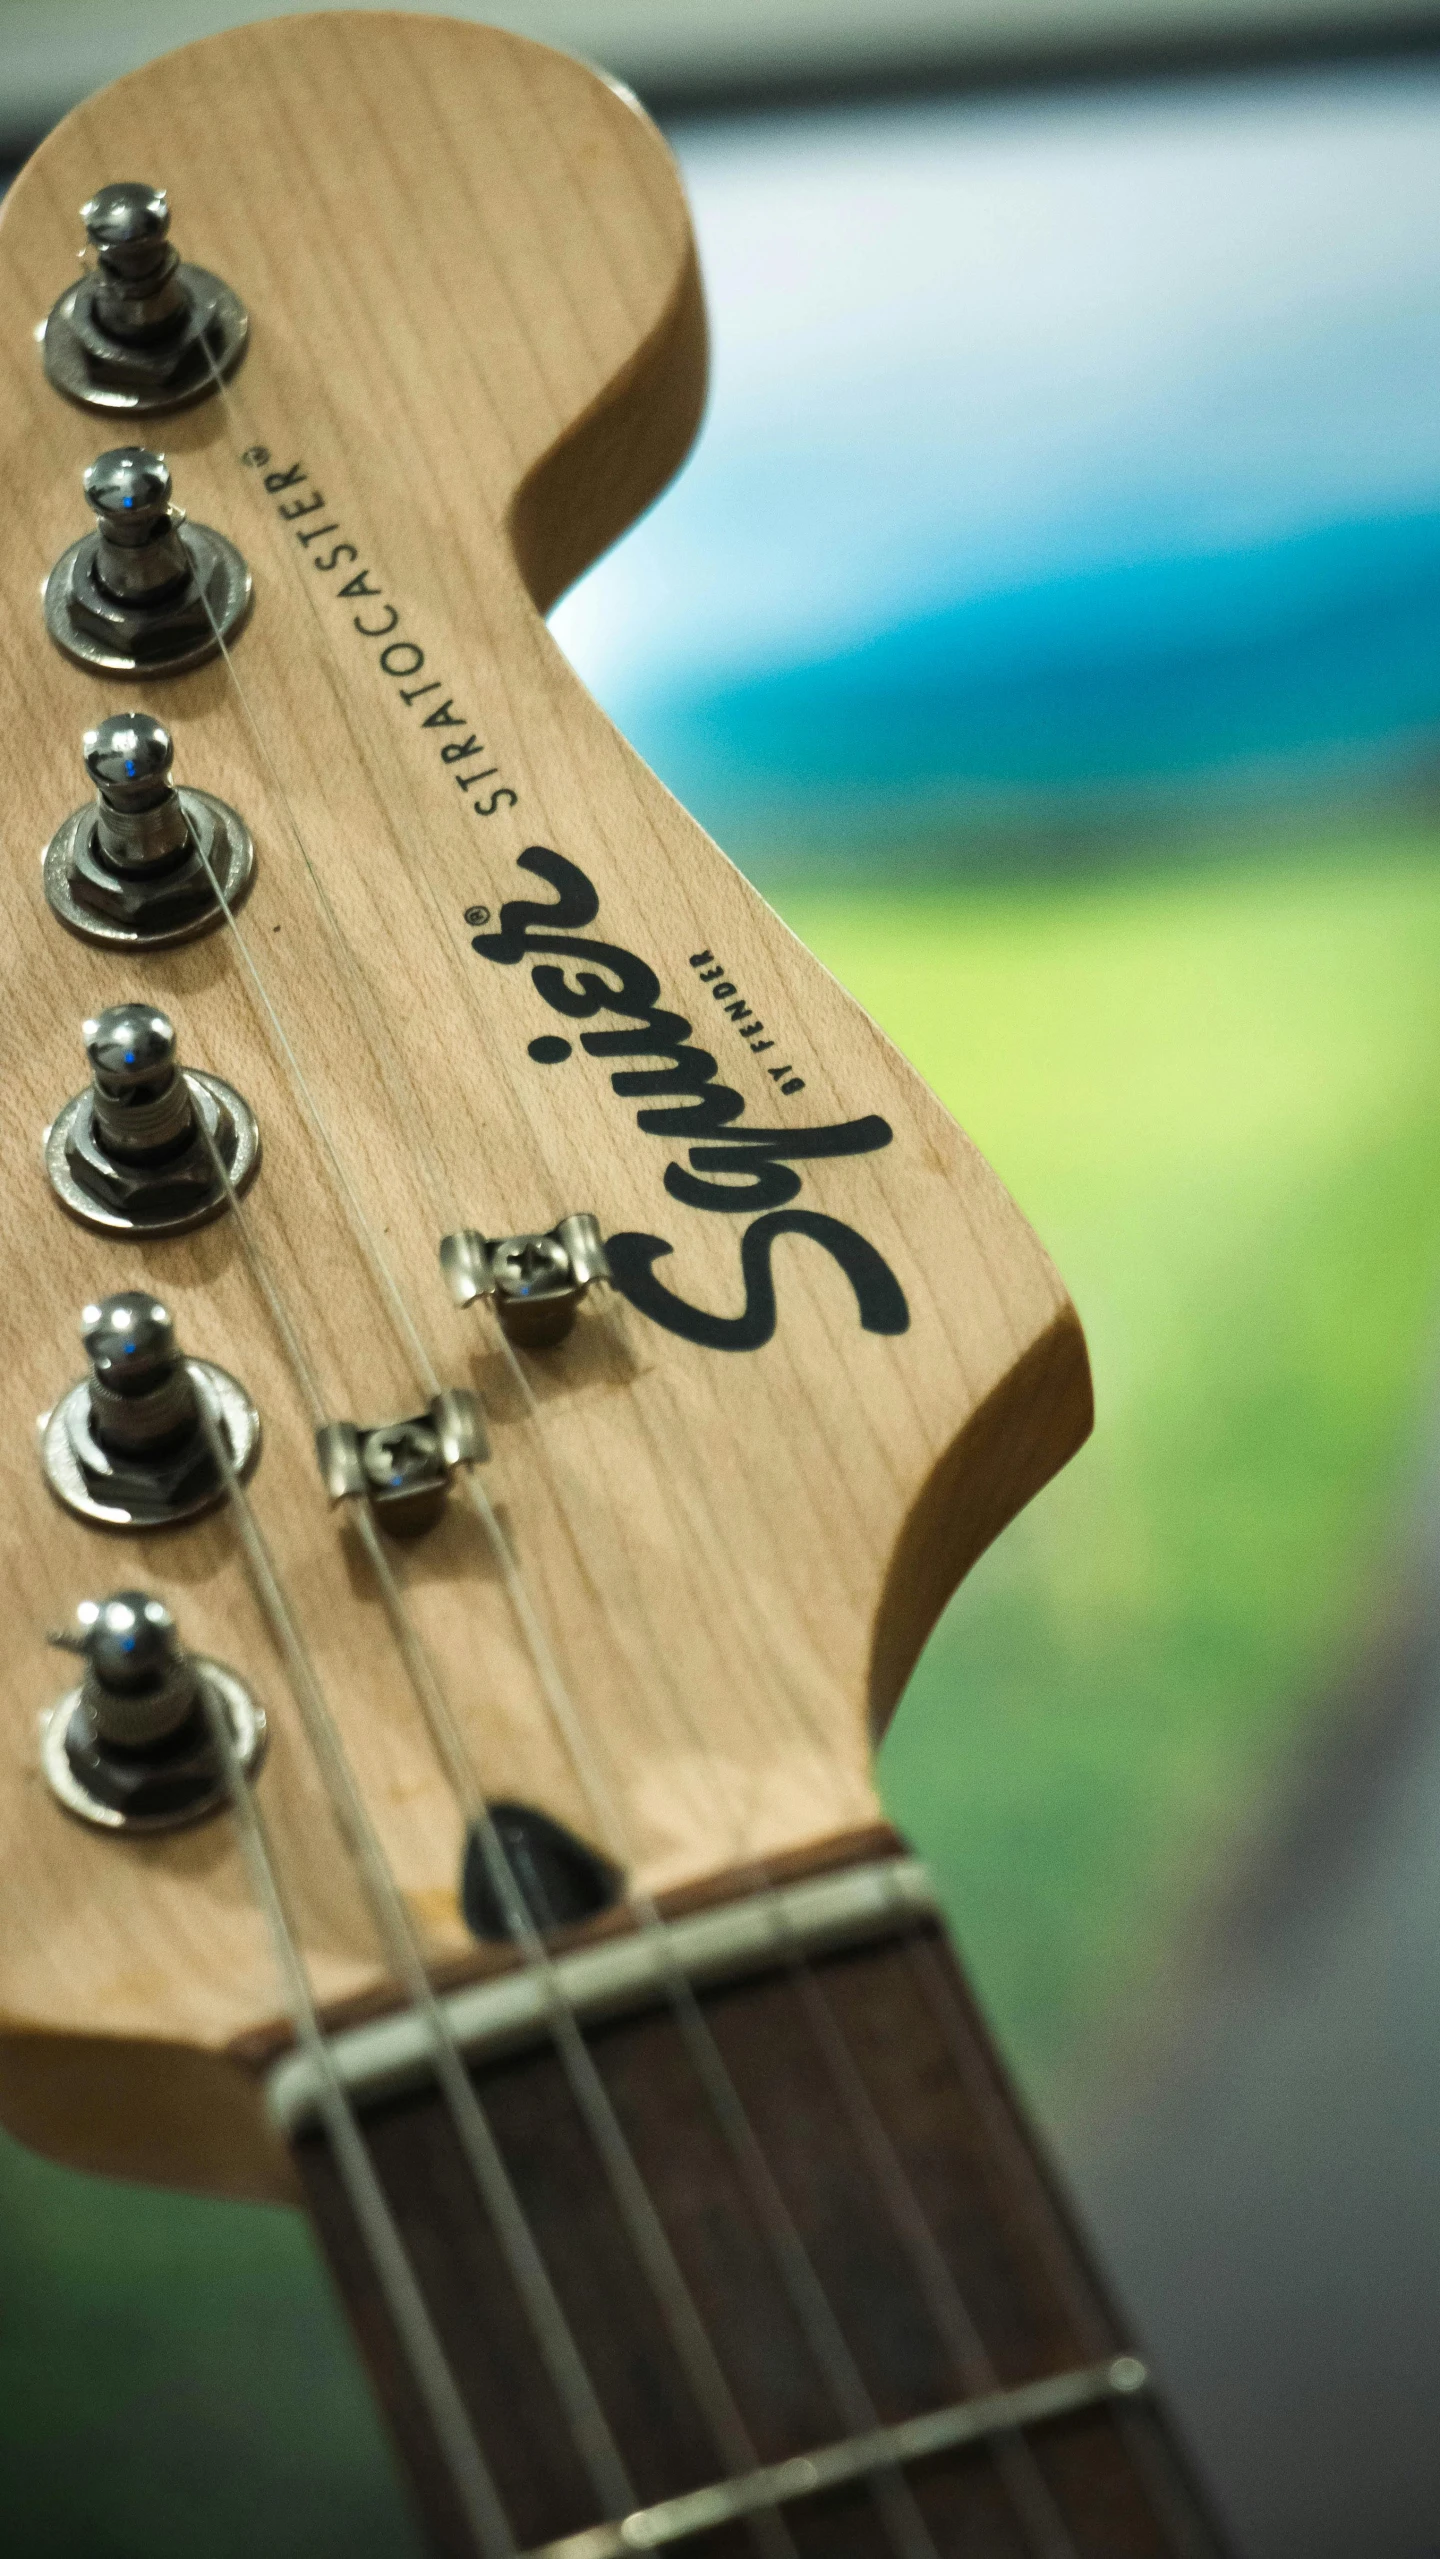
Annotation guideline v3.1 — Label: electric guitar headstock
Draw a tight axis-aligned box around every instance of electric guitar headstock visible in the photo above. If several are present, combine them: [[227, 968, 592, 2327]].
[[0, 25, 1225, 2559]]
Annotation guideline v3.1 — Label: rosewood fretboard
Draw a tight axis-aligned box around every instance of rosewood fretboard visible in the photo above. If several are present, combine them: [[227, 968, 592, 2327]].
[[286, 1849, 1226, 2559]]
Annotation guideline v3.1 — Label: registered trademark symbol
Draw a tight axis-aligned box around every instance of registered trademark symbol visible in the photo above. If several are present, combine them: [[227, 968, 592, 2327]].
[[464, 904, 490, 928], [240, 444, 270, 468]]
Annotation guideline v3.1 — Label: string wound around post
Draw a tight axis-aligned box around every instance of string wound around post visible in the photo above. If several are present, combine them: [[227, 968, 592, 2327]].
[[43, 181, 249, 415], [439, 1213, 610, 1349], [315, 1388, 488, 1537]]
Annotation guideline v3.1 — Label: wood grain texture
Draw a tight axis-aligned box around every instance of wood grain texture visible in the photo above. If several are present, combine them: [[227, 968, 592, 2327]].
[[0, 13, 1091, 2194]]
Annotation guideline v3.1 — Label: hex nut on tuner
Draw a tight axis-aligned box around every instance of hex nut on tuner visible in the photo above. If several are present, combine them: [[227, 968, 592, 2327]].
[[44, 447, 251, 677], [42, 181, 249, 416], [40, 1293, 260, 1531], [43, 713, 255, 951], [41, 1590, 264, 1834], [45, 1003, 260, 1238]]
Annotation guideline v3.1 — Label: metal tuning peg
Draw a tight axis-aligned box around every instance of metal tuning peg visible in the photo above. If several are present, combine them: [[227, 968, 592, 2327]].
[[45, 1003, 260, 1238], [43, 181, 248, 415], [41, 1590, 263, 1834], [316, 1389, 488, 1537], [440, 1213, 611, 1349], [44, 446, 251, 676], [40, 1292, 260, 1530], [44, 713, 255, 949]]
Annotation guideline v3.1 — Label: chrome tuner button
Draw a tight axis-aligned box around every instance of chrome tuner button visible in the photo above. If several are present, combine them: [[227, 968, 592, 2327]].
[[42, 712, 255, 950], [46, 1002, 260, 1237], [40, 1291, 260, 1530], [44, 446, 252, 675], [42, 180, 249, 416], [315, 1387, 489, 1536], [440, 1213, 611, 1349], [41, 1589, 264, 1833]]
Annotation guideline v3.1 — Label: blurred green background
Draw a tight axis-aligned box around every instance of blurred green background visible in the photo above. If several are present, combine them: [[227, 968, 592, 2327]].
[[6, 14, 1440, 2559]]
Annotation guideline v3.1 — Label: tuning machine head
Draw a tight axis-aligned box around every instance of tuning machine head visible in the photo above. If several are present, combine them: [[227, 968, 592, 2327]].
[[40, 1292, 260, 1530], [41, 1589, 263, 1833], [440, 1214, 611, 1348], [42, 180, 249, 415], [45, 1002, 260, 1237], [44, 446, 252, 676], [43, 713, 255, 950]]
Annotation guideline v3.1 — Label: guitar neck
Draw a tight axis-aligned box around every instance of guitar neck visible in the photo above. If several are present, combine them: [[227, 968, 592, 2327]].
[[279, 1836, 1224, 2558]]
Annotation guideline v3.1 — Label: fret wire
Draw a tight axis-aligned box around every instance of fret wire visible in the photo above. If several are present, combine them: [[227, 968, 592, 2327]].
[[188, 1381, 515, 2559], [525, 2358, 1151, 2559]]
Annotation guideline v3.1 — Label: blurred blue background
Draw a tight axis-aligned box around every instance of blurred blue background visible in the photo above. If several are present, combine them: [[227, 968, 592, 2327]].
[[5, 15, 1440, 2559], [557, 68, 1440, 850]]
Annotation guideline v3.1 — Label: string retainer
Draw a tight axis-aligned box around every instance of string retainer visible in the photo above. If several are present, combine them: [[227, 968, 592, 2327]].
[[41, 1588, 264, 1833], [440, 1213, 610, 1348], [42, 181, 249, 414], [315, 1388, 488, 1536], [46, 1002, 260, 1237], [44, 447, 252, 676], [43, 713, 255, 950], [40, 1291, 260, 1530]]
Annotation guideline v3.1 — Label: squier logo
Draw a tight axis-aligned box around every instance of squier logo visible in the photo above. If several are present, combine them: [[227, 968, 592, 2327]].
[[469, 847, 910, 1353]]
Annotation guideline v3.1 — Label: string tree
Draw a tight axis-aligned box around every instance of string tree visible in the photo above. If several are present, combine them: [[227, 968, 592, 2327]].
[[45, 1002, 260, 1238], [440, 1213, 611, 1349], [43, 712, 255, 950], [40, 1292, 259, 1530], [44, 445, 251, 676], [315, 1388, 489, 1537], [42, 180, 249, 415], [41, 1590, 263, 1834]]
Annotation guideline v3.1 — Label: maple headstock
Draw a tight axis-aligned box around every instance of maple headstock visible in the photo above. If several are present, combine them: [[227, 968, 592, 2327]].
[[0, 13, 1089, 2200]]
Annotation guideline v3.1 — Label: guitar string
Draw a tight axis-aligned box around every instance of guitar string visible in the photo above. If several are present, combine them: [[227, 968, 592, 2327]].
[[436, 1295, 1079, 2559], [482, 1339, 1082, 2559], [186, 963, 793, 2558], [380, 869, 1084, 2555], [179, 348, 949, 2553], [185, 395, 1062, 2556], [177, 587, 807, 2557], [188, 1378, 517, 2559], [172, 490, 942, 2559], [185, 354, 1069, 2553], [355, 1501, 933, 2559], [197, 538, 1080, 2556], [185, 1103, 636, 2526], [487, 1303, 1081, 2554], [185, 885, 916, 2559]]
